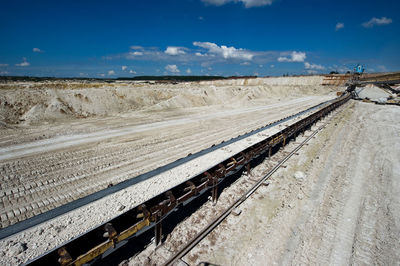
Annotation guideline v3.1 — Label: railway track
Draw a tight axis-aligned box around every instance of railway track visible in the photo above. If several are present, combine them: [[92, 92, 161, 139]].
[[24, 93, 351, 266]]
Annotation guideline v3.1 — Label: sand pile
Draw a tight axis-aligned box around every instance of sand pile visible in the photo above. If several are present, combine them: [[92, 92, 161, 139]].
[[0, 76, 340, 125], [356, 84, 392, 102]]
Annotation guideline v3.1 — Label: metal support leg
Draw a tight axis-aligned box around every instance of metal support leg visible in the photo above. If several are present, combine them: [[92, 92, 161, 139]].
[[155, 212, 162, 246], [268, 147, 272, 158], [212, 178, 218, 204], [246, 163, 252, 176]]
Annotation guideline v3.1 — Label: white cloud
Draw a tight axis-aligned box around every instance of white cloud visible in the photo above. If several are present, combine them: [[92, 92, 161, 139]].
[[108, 70, 115, 76], [193, 41, 254, 60], [198, 16, 204, 20], [304, 62, 325, 70], [129, 70, 136, 74], [165, 46, 186, 56], [165, 64, 180, 73], [270, 64, 275, 68], [202, 0, 274, 8], [186, 68, 192, 74], [109, 44, 280, 67], [122, 66, 127, 71], [130, 45, 144, 50], [79, 72, 88, 77], [329, 65, 351, 73], [130, 51, 143, 56], [335, 22, 344, 31], [0, 71, 9, 75], [99, 73, 105, 77], [306, 70, 318, 74], [240, 61, 250, 66], [278, 51, 306, 62], [362, 17, 392, 28], [0, 64, 8, 67], [377, 65, 388, 72], [33, 47, 43, 53], [15, 57, 30, 67]]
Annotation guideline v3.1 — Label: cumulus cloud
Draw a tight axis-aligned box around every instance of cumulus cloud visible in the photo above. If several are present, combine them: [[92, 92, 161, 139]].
[[33, 47, 43, 53], [107, 43, 279, 67], [108, 70, 115, 76], [165, 46, 186, 56], [306, 70, 318, 74], [165, 64, 180, 73], [335, 22, 344, 31], [0, 71, 9, 75], [193, 41, 254, 60], [362, 17, 392, 28], [186, 68, 192, 74], [122, 66, 127, 71], [377, 65, 388, 72], [15, 57, 30, 67], [130, 51, 143, 56], [130, 45, 144, 50], [278, 51, 306, 62], [329, 65, 351, 73], [240, 61, 250, 66], [304, 62, 325, 70], [129, 70, 136, 74], [0, 64, 8, 67], [202, 0, 274, 8]]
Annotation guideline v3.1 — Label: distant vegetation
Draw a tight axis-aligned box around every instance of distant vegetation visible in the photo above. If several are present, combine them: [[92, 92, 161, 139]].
[[0, 76, 110, 82], [117, 75, 227, 82], [0, 75, 230, 83]]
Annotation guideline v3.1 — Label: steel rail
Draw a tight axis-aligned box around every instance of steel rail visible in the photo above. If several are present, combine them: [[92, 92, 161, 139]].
[[163, 100, 345, 266]]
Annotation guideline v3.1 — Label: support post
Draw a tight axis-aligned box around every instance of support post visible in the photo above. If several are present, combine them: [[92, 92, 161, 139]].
[[246, 163, 252, 177], [212, 177, 218, 204], [155, 211, 162, 246]]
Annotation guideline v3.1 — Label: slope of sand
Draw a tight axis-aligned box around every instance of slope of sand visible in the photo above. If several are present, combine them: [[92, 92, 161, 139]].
[[0, 76, 336, 125], [169, 101, 399, 266]]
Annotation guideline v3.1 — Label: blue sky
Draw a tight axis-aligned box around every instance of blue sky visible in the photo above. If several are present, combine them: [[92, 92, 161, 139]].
[[0, 0, 399, 77]]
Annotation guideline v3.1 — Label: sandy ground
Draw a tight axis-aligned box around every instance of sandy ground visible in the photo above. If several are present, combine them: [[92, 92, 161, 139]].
[[0, 95, 335, 265], [121, 100, 399, 265], [0, 95, 333, 230], [0, 76, 343, 264], [356, 84, 392, 102], [0, 76, 338, 229], [2, 76, 397, 266]]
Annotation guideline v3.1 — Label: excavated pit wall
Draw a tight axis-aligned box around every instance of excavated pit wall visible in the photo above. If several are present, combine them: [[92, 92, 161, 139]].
[[0, 76, 340, 125]]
